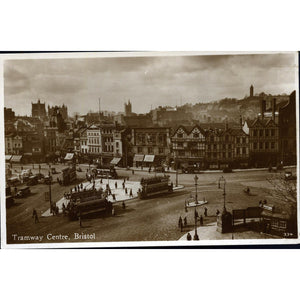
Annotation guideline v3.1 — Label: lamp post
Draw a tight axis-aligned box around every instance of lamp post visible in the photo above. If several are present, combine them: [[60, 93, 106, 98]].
[[194, 174, 199, 204], [218, 176, 226, 213], [48, 171, 52, 213], [193, 174, 199, 240]]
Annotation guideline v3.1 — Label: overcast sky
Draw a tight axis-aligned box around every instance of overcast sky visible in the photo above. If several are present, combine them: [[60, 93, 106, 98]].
[[4, 53, 297, 116]]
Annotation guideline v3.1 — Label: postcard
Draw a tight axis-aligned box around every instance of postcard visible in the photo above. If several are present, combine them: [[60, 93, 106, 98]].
[[1, 51, 299, 248]]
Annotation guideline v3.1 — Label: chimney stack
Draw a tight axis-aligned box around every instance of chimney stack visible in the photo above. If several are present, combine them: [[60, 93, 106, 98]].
[[260, 99, 266, 120], [272, 98, 276, 120]]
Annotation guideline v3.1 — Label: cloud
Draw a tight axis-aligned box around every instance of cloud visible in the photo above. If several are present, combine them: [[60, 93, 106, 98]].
[[3, 52, 297, 116]]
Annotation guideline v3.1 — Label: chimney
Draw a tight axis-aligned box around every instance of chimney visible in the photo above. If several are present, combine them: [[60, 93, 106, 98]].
[[260, 99, 266, 120], [272, 98, 276, 120]]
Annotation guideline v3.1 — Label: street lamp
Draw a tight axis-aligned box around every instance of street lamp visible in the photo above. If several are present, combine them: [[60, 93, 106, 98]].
[[218, 176, 226, 213], [194, 174, 199, 204], [48, 171, 52, 213]]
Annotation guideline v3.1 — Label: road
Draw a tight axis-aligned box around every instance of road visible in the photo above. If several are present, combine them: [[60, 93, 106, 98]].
[[5, 163, 296, 244]]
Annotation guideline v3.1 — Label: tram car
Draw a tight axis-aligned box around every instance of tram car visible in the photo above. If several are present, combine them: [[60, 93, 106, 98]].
[[67, 189, 112, 220], [138, 176, 173, 199], [93, 167, 118, 179]]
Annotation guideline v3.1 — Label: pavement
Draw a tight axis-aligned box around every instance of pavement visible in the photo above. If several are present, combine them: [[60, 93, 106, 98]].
[[42, 178, 184, 217], [179, 221, 279, 240]]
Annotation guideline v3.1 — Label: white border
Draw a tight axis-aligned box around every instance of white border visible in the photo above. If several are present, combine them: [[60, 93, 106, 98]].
[[1, 51, 299, 248]]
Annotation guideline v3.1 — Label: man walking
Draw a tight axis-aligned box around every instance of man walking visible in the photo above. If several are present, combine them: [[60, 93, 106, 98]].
[[204, 207, 208, 217], [32, 208, 39, 223]]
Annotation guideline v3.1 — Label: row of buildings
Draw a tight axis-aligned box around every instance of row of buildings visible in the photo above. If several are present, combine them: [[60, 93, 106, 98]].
[[4, 91, 297, 169]]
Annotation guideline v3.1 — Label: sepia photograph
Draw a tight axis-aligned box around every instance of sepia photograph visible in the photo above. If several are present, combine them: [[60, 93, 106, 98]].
[[1, 51, 299, 247]]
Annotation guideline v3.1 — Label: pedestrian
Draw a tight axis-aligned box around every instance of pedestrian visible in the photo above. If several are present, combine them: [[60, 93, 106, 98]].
[[125, 187, 128, 195], [79, 214, 82, 227], [263, 199, 267, 205], [115, 181, 118, 189], [200, 215, 203, 226], [112, 194, 116, 201], [122, 201, 126, 209], [32, 208, 39, 223], [187, 232, 192, 241], [204, 207, 208, 217], [129, 188, 133, 197], [81, 183, 83, 189], [62, 203, 66, 216], [100, 178, 103, 184], [184, 217, 187, 227], [122, 182, 125, 189], [132, 169, 134, 175], [216, 209, 220, 216], [259, 200, 262, 207], [178, 216, 183, 228]]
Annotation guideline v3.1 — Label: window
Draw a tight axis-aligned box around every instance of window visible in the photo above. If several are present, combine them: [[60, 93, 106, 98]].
[[236, 147, 240, 155], [222, 144, 226, 150], [236, 137, 240, 144], [254, 142, 257, 150], [116, 142, 119, 148], [242, 137, 246, 144], [177, 142, 183, 147], [242, 147, 246, 154], [193, 133, 199, 138], [228, 152, 232, 158], [223, 152, 226, 158], [148, 147, 153, 154], [228, 144, 231, 150], [259, 142, 263, 149], [271, 142, 275, 149], [225, 135, 229, 142], [265, 142, 269, 149], [177, 133, 183, 138], [210, 136, 214, 142], [259, 129, 263, 137], [265, 129, 269, 137], [213, 144, 217, 150], [271, 129, 275, 136], [253, 130, 257, 137], [179, 150, 185, 156]]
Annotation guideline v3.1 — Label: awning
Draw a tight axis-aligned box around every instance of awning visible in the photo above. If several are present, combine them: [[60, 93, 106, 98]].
[[133, 154, 144, 162], [64, 153, 74, 160], [5, 155, 12, 161], [110, 157, 122, 165], [11, 155, 22, 162], [24, 153, 33, 156], [144, 155, 155, 162]]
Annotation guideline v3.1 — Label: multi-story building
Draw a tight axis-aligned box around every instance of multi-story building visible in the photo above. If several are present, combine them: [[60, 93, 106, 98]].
[[248, 99, 279, 167], [130, 127, 171, 167], [4, 107, 15, 121], [5, 133, 23, 155], [278, 91, 296, 165], [205, 125, 249, 169], [87, 124, 101, 156], [171, 125, 206, 169]]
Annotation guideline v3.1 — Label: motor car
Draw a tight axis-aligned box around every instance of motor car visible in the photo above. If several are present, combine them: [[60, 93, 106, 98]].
[[223, 167, 233, 173], [16, 186, 31, 198], [26, 175, 38, 186]]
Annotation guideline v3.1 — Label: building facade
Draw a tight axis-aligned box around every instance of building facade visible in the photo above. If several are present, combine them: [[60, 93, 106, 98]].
[[130, 127, 171, 167], [249, 99, 279, 167], [171, 125, 206, 169]]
